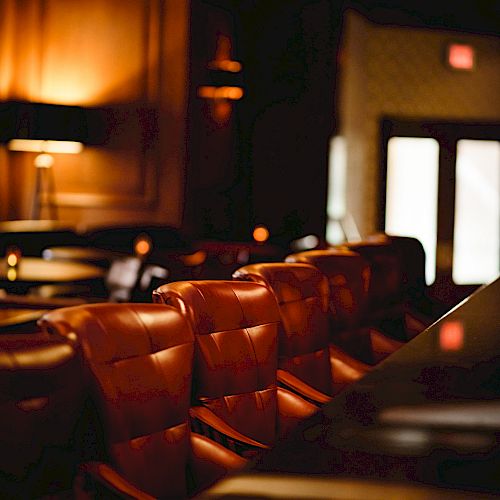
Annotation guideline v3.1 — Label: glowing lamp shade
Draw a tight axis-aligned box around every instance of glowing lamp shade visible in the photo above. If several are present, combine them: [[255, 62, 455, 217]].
[[8, 139, 83, 154], [447, 43, 475, 71]]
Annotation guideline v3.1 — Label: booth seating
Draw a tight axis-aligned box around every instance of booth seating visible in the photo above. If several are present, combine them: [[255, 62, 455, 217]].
[[233, 262, 368, 398], [344, 240, 428, 341], [285, 249, 403, 364], [0, 332, 85, 498], [153, 281, 318, 456], [39, 303, 246, 499]]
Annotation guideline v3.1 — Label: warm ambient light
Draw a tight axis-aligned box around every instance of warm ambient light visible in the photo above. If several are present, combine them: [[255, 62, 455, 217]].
[[447, 43, 475, 70], [134, 235, 152, 257], [439, 320, 465, 351], [7, 139, 84, 154], [253, 225, 270, 244], [197, 86, 244, 100], [208, 59, 242, 72], [7, 253, 18, 267], [180, 250, 207, 267]]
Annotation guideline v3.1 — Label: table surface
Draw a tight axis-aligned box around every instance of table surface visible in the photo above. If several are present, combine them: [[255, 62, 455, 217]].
[[202, 276, 500, 498], [0, 257, 104, 283]]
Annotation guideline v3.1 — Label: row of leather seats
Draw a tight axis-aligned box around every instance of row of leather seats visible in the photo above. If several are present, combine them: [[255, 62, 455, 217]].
[[1, 235, 436, 498]]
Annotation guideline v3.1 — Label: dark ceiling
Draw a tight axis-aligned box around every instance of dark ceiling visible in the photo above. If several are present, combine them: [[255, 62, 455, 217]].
[[221, 0, 500, 37], [346, 0, 500, 36]]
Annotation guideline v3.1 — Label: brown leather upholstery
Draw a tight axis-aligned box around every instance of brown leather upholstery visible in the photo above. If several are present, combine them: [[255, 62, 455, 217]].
[[344, 240, 427, 340], [39, 303, 245, 499], [381, 234, 448, 321], [153, 281, 317, 451], [0, 332, 84, 497], [286, 248, 403, 364], [233, 262, 334, 402]]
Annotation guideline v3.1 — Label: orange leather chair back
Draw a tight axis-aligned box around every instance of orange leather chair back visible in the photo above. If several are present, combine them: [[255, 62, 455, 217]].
[[0, 333, 84, 497], [154, 280, 281, 447], [233, 262, 333, 396], [286, 248, 371, 334], [345, 241, 402, 310], [39, 303, 196, 499], [384, 235, 427, 299]]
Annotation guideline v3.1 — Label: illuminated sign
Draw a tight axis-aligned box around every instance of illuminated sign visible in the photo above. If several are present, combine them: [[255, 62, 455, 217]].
[[447, 43, 475, 71]]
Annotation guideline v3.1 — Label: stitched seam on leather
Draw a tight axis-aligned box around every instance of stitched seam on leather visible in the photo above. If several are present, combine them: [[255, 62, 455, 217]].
[[203, 321, 276, 336], [110, 342, 193, 365], [200, 382, 277, 404], [112, 420, 188, 446], [131, 306, 155, 354], [245, 326, 260, 388], [231, 282, 262, 389], [190, 283, 225, 364], [279, 295, 320, 307]]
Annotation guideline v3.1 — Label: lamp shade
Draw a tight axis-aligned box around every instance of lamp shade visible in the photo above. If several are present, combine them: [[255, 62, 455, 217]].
[[0, 101, 88, 143]]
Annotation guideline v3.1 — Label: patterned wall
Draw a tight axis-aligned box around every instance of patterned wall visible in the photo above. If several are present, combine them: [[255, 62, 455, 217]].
[[338, 10, 500, 237]]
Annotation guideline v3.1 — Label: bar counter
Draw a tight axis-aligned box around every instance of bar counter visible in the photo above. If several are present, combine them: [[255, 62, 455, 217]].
[[202, 276, 500, 498]]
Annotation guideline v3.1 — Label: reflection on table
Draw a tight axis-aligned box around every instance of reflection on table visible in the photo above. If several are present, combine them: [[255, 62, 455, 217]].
[[0, 292, 87, 333], [0, 257, 105, 295], [201, 276, 500, 498]]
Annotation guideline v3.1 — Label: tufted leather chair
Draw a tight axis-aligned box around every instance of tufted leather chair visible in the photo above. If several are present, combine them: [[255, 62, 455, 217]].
[[39, 303, 245, 499], [286, 248, 403, 364], [153, 281, 318, 454], [0, 332, 85, 498], [344, 240, 427, 341], [233, 262, 341, 401], [380, 234, 448, 321]]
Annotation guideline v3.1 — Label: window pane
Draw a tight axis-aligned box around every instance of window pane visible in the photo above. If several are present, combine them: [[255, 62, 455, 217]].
[[453, 140, 500, 285], [385, 137, 439, 284]]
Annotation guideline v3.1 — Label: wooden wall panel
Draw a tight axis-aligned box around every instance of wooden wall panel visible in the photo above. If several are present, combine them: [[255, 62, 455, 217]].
[[0, 0, 188, 229]]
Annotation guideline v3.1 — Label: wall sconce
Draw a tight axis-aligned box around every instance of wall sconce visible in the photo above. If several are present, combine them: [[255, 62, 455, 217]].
[[0, 101, 87, 220], [197, 34, 244, 123]]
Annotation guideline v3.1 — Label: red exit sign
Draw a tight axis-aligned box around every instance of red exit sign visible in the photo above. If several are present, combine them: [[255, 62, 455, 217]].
[[447, 43, 475, 71]]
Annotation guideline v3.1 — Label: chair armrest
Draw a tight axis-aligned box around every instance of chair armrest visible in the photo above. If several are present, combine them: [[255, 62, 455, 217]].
[[77, 461, 155, 500], [277, 369, 332, 405], [188, 433, 247, 496], [190, 406, 270, 453], [403, 308, 430, 339], [368, 328, 404, 363], [329, 344, 371, 395], [277, 387, 318, 440]]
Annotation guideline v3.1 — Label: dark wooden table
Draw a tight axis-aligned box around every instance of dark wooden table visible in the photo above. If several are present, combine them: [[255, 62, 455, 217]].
[[0, 257, 104, 295], [201, 276, 500, 498]]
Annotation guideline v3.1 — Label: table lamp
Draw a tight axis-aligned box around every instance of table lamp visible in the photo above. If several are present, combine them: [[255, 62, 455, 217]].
[[0, 101, 87, 220]]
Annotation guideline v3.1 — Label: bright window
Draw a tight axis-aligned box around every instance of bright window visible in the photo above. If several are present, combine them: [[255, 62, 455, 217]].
[[453, 140, 500, 285], [385, 137, 440, 284]]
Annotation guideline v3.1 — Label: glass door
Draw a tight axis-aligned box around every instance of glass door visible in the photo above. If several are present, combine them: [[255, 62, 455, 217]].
[[381, 119, 500, 305]]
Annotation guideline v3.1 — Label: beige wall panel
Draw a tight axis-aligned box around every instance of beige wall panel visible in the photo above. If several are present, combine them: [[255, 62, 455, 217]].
[[339, 11, 500, 238]]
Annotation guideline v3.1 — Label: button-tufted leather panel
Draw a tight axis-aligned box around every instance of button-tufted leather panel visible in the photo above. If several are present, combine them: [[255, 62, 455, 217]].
[[153, 281, 282, 446], [233, 263, 333, 396], [39, 303, 195, 499], [286, 249, 371, 332], [345, 241, 402, 309]]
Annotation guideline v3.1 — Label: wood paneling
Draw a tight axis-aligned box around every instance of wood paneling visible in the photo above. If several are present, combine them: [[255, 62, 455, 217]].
[[0, 0, 189, 228]]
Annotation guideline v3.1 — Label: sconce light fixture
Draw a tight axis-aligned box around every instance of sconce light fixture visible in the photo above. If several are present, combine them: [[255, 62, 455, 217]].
[[0, 101, 87, 220], [197, 34, 244, 122]]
